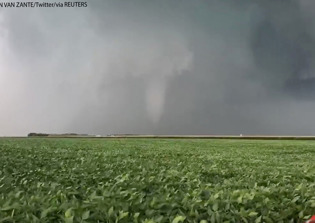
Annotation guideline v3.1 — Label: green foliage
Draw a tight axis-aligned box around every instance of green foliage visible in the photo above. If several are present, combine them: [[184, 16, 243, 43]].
[[0, 138, 315, 222]]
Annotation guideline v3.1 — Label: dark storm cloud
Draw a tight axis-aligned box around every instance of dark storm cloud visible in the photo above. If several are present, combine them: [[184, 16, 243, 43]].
[[1, 0, 315, 136]]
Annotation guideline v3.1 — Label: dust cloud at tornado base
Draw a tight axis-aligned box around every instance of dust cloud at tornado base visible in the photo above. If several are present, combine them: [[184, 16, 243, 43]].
[[1, 0, 315, 136]]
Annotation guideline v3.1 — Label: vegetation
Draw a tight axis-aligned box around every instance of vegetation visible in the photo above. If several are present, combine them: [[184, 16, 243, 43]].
[[27, 133, 49, 137], [0, 138, 315, 222]]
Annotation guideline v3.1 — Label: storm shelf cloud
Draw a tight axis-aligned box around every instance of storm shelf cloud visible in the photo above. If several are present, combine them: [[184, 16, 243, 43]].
[[1, 0, 315, 136]]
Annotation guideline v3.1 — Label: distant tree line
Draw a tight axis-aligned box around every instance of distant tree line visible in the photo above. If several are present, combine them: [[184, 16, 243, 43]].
[[27, 133, 89, 137], [27, 133, 49, 137]]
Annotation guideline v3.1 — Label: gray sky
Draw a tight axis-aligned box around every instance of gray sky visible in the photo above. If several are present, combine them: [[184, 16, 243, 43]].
[[1, 0, 315, 136]]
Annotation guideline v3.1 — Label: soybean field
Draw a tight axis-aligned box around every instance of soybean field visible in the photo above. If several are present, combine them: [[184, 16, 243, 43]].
[[1, 138, 315, 222]]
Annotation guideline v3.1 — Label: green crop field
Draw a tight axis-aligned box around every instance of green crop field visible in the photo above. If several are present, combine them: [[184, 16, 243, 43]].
[[1, 138, 315, 222]]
